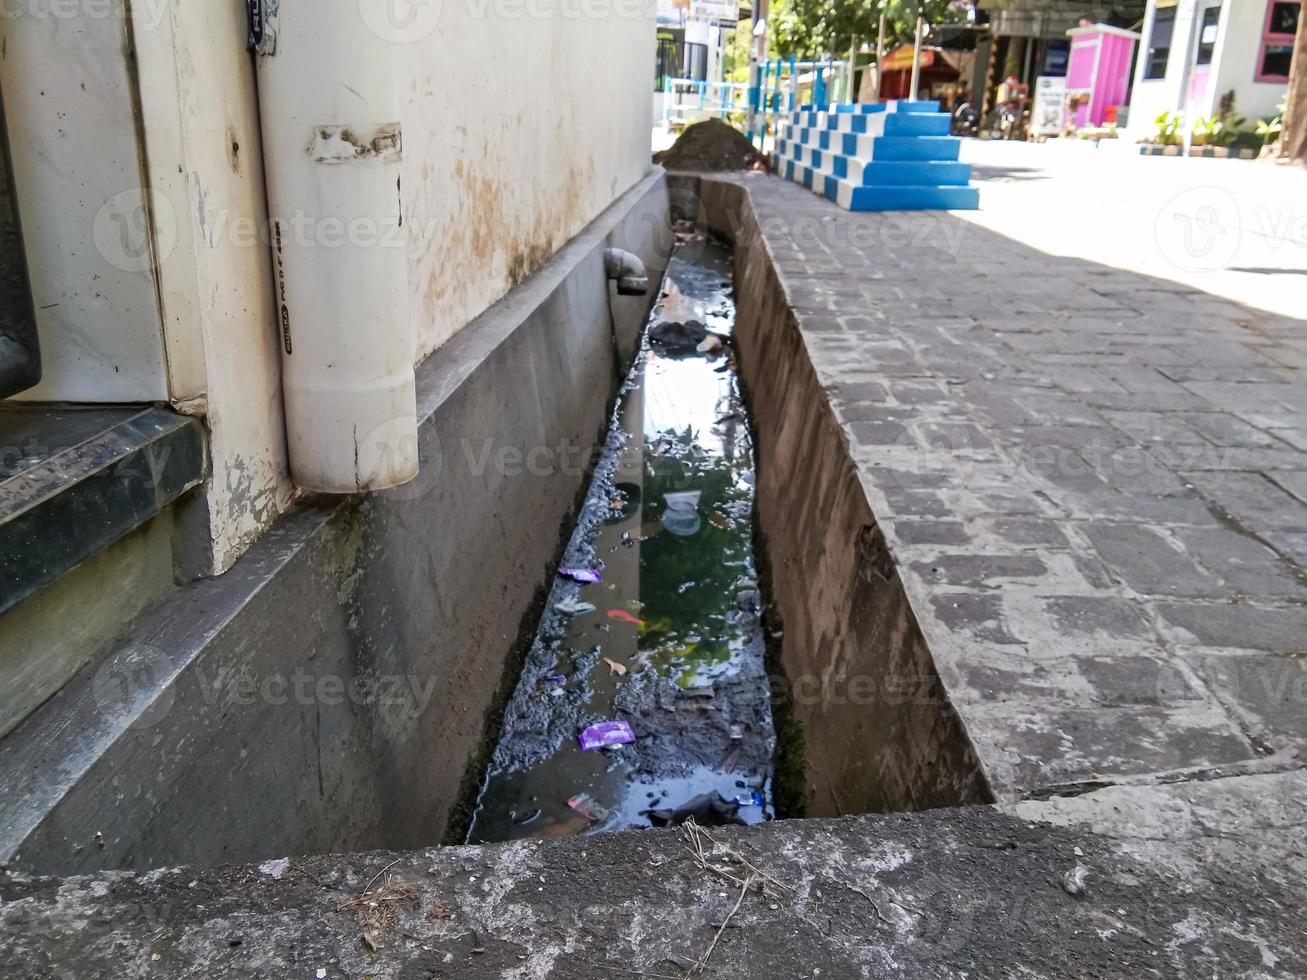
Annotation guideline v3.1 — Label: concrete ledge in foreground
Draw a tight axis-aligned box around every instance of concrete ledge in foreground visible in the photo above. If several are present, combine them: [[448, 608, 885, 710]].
[[2, 770, 1304, 978]]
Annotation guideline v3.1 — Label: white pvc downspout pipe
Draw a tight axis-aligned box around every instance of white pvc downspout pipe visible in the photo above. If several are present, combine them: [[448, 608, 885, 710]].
[[254, 2, 418, 493]]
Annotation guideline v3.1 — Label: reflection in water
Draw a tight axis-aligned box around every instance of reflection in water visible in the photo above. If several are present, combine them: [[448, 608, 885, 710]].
[[467, 237, 774, 843]]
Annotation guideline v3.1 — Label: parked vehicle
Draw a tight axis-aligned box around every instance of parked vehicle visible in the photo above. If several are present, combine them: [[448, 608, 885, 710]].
[[988, 74, 1030, 140], [951, 99, 980, 137]]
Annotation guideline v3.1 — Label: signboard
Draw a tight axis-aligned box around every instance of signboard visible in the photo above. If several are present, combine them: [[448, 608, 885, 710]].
[[690, 0, 737, 24], [881, 44, 935, 72], [1032, 75, 1066, 137]]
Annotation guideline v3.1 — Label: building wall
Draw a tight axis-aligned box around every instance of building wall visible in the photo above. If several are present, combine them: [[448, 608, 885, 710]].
[[132, 2, 294, 573], [1210, 0, 1295, 121], [402, 7, 654, 359], [2, 3, 653, 572], [1128, 0, 1292, 137], [0, 12, 170, 401]]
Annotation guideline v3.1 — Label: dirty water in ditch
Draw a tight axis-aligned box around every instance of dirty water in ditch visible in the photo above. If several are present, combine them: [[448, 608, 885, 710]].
[[466, 234, 777, 844]]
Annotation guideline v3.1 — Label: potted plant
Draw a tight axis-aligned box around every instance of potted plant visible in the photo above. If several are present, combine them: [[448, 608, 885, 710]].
[[1152, 110, 1183, 152]]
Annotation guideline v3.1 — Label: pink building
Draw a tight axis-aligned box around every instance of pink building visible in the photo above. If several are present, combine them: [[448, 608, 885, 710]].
[[1065, 24, 1142, 128]]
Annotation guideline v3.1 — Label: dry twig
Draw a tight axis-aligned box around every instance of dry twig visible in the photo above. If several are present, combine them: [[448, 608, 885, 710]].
[[337, 874, 417, 953], [681, 819, 790, 899], [688, 874, 753, 975]]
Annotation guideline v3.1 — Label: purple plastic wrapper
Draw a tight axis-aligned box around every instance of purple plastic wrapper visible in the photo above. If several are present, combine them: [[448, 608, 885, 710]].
[[559, 567, 602, 584], [578, 720, 636, 751]]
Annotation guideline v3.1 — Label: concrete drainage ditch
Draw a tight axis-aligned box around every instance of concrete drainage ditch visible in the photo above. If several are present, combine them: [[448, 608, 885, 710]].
[[465, 176, 991, 843], [467, 234, 778, 842], [0, 172, 989, 880], [687, 176, 993, 817], [4, 173, 1305, 980]]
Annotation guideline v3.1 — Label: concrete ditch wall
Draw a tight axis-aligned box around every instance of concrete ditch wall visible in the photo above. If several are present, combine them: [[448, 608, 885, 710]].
[[675, 174, 993, 815], [0, 172, 673, 876]]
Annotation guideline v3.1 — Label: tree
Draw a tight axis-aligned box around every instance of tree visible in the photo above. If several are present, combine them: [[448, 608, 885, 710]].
[[1275, 0, 1307, 164], [769, 0, 968, 62]]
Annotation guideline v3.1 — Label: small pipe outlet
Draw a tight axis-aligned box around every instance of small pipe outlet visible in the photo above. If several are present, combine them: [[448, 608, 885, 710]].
[[603, 248, 649, 296]]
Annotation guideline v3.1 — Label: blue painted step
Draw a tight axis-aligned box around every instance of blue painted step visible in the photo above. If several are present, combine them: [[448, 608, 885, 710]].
[[779, 127, 961, 162], [775, 139, 971, 186], [889, 100, 942, 113], [776, 158, 980, 212], [845, 184, 979, 211], [839, 159, 972, 187], [870, 136, 961, 162], [882, 112, 951, 136]]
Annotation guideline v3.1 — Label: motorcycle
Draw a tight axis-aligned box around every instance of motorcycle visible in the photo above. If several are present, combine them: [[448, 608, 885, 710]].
[[950, 100, 980, 137], [988, 101, 1030, 140]]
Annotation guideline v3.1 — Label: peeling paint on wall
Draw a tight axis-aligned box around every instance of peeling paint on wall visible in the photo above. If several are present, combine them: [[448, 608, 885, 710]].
[[307, 123, 402, 165], [403, 16, 653, 362]]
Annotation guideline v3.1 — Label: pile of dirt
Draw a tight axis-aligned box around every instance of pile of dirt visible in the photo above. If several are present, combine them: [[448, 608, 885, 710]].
[[654, 118, 768, 172]]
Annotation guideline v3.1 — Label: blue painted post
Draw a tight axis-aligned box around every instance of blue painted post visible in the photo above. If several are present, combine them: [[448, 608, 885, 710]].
[[771, 58, 782, 111], [662, 76, 671, 125], [746, 62, 760, 143], [815, 65, 825, 109], [788, 54, 797, 110], [698, 79, 706, 110]]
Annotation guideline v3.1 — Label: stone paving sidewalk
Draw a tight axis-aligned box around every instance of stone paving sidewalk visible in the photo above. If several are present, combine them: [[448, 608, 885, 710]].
[[719, 171, 1307, 799]]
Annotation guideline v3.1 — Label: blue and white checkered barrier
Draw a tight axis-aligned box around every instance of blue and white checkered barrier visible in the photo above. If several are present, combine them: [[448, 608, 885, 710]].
[[773, 101, 979, 212]]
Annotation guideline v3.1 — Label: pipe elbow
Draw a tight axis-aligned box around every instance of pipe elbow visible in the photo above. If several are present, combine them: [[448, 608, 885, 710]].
[[603, 247, 649, 296]]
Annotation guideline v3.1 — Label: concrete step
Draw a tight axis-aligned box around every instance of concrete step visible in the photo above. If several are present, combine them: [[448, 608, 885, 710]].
[[777, 159, 979, 211], [844, 183, 979, 211], [870, 135, 962, 162], [883, 112, 951, 136], [778, 125, 962, 162], [781, 110, 949, 137], [775, 139, 972, 186], [887, 99, 942, 113]]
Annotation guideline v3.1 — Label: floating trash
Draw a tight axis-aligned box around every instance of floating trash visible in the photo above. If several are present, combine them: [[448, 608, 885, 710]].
[[661, 490, 702, 537], [559, 567, 603, 584], [467, 236, 775, 844], [555, 597, 597, 615], [578, 720, 637, 751], [567, 793, 611, 823]]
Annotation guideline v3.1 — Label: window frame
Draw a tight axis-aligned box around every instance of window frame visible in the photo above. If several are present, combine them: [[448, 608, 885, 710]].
[[1195, 5, 1222, 66], [1143, 4, 1177, 80], [1256, 0, 1301, 83]]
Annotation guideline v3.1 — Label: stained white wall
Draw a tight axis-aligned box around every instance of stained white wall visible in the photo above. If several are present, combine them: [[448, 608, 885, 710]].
[[1210, 0, 1294, 121], [132, 1, 294, 570], [2, 0, 653, 571], [1128, 0, 1292, 136], [0, 10, 169, 400], [399, 3, 654, 359]]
